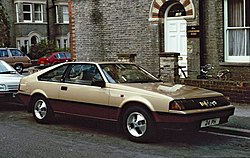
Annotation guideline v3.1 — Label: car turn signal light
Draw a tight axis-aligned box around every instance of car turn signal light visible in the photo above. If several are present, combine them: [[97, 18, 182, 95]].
[[169, 101, 185, 110]]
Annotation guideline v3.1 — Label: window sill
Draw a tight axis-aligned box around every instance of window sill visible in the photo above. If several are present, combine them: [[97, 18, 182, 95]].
[[55, 23, 69, 25], [15, 22, 48, 25], [219, 62, 250, 67]]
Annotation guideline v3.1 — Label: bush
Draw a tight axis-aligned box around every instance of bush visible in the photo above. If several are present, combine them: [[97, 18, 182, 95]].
[[29, 40, 69, 59]]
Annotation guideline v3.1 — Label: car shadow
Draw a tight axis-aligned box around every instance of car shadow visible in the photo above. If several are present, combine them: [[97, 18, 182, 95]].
[[0, 102, 26, 111], [52, 114, 231, 146]]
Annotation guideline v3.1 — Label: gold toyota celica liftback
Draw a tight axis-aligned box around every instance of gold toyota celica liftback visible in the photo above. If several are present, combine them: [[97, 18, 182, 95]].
[[18, 62, 235, 142]]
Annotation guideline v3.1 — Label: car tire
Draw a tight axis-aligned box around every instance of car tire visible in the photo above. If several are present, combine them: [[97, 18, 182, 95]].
[[32, 96, 54, 124], [14, 64, 24, 74], [122, 106, 156, 142]]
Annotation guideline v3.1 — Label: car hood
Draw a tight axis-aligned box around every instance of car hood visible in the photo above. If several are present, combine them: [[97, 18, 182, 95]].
[[122, 82, 222, 100]]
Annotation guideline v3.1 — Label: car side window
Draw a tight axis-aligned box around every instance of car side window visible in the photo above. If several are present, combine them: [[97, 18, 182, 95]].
[[0, 50, 9, 57], [10, 49, 23, 57], [38, 65, 68, 82], [58, 53, 65, 59], [64, 64, 103, 86], [65, 52, 71, 58]]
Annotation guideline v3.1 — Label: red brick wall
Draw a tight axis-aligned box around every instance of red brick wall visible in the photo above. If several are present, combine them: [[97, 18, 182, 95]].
[[178, 79, 250, 103]]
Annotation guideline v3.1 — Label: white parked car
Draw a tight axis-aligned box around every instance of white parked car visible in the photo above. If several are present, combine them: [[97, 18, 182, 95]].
[[0, 60, 23, 102]]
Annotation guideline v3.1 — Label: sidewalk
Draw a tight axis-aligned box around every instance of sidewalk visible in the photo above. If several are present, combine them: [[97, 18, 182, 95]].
[[207, 102, 250, 137]]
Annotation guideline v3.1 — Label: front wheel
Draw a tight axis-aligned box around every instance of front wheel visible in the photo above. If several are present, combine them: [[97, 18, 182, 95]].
[[121, 106, 156, 142], [32, 96, 54, 124]]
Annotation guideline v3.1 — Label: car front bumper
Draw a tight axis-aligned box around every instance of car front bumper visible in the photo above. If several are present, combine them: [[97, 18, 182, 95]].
[[153, 105, 235, 131]]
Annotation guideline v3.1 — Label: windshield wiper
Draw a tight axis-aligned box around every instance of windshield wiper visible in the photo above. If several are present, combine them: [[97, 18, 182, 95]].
[[128, 80, 161, 83]]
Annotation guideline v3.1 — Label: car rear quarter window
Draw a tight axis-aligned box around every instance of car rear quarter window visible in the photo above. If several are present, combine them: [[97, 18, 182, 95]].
[[38, 65, 68, 82], [64, 64, 103, 85], [0, 50, 9, 57]]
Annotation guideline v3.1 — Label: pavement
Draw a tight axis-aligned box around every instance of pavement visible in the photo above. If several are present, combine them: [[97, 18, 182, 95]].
[[206, 102, 250, 137]]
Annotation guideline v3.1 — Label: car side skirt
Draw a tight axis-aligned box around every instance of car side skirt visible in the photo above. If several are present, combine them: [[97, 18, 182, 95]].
[[49, 99, 121, 122]]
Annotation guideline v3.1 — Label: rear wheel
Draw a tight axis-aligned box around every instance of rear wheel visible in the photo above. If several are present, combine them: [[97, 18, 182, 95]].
[[122, 106, 156, 142], [32, 96, 54, 124]]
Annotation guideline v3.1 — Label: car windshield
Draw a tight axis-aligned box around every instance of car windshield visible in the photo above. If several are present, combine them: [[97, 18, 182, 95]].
[[100, 63, 160, 83], [0, 61, 17, 74]]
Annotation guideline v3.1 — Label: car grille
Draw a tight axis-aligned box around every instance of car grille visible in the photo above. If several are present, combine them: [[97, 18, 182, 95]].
[[7, 85, 19, 91]]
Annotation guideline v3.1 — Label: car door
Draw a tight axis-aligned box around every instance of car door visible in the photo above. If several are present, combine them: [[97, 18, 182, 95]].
[[37, 64, 70, 100], [9, 49, 30, 65], [56, 63, 111, 119]]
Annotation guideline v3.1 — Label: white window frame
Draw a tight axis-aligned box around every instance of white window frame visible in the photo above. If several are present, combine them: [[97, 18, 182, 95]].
[[63, 39, 68, 48], [23, 4, 32, 22], [224, 0, 250, 62], [34, 4, 43, 23], [63, 6, 69, 24]]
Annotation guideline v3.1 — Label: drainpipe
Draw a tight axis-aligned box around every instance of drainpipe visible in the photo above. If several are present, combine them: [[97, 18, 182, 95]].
[[199, 0, 205, 67], [46, 0, 56, 41], [46, 0, 50, 40]]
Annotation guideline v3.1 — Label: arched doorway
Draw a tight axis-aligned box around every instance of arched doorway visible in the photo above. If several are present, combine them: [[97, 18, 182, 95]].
[[149, 0, 195, 78], [164, 2, 188, 77]]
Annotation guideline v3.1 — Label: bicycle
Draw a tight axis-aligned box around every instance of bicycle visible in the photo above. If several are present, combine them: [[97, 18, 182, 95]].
[[196, 64, 232, 80]]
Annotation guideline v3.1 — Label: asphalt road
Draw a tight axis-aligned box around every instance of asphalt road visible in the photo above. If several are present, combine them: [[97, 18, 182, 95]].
[[0, 103, 250, 158]]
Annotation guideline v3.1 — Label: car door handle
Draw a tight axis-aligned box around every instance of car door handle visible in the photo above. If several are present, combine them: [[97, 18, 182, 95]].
[[61, 86, 68, 91]]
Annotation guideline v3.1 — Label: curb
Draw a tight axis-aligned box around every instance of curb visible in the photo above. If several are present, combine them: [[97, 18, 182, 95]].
[[204, 126, 250, 138]]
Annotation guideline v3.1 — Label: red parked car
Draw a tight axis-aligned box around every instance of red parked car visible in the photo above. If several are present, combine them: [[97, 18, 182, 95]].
[[38, 52, 71, 66]]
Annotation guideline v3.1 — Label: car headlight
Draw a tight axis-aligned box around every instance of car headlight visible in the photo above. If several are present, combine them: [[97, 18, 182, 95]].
[[169, 100, 185, 110], [0, 84, 6, 91], [169, 96, 230, 111]]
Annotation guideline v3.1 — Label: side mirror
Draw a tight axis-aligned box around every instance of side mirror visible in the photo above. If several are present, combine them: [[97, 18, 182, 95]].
[[91, 80, 106, 87]]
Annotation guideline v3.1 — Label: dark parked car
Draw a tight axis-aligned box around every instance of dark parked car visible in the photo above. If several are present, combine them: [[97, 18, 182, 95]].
[[38, 52, 71, 66]]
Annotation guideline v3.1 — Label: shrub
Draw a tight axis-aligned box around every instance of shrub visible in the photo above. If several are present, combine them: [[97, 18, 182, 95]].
[[29, 40, 69, 59]]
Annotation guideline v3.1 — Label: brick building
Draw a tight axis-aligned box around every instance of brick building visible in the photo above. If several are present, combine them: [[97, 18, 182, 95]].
[[68, 0, 250, 103], [0, 0, 69, 53]]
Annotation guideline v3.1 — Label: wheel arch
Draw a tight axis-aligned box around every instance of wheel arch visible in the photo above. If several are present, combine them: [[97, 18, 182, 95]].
[[118, 101, 156, 123], [27, 92, 48, 113]]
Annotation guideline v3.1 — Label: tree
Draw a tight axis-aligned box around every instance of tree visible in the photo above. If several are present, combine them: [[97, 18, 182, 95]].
[[0, 3, 10, 47]]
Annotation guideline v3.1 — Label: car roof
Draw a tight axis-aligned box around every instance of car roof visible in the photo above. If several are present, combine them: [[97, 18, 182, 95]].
[[66, 61, 136, 65], [0, 48, 18, 49]]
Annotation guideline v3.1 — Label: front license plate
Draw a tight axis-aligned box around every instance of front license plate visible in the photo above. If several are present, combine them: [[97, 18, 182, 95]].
[[201, 118, 220, 128]]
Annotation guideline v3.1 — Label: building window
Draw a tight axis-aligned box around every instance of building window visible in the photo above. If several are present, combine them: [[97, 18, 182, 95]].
[[64, 39, 68, 48], [23, 4, 32, 22], [63, 6, 69, 23], [34, 4, 43, 22], [225, 0, 250, 62], [24, 40, 29, 54], [57, 39, 61, 48]]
